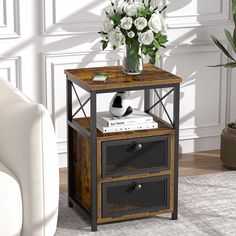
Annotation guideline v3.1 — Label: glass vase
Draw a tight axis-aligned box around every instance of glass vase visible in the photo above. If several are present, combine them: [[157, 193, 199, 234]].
[[122, 44, 143, 75]]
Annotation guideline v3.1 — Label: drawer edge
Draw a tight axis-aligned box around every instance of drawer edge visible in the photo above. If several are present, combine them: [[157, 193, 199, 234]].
[[97, 208, 173, 223], [99, 170, 174, 183]]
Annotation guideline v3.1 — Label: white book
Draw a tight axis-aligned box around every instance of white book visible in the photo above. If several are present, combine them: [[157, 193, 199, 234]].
[[97, 121, 158, 133], [97, 109, 153, 127]]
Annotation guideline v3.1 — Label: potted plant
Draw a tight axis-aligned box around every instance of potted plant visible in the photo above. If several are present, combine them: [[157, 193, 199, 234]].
[[99, 0, 168, 75], [210, 0, 236, 169]]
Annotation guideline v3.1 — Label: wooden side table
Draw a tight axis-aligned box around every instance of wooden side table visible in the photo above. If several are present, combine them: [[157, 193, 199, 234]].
[[65, 64, 182, 231]]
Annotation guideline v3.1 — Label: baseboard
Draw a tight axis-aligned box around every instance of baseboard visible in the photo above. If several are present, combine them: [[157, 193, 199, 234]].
[[59, 153, 67, 168], [179, 136, 220, 154]]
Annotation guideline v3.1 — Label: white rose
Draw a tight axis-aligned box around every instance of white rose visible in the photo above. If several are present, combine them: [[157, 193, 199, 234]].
[[117, 2, 128, 14], [125, 4, 138, 16], [149, 6, 154, 12], [148, 12, 162, 33], [108, 27, 125, 48], [101, 19, 114, 33], [134, 17, 147, 31], [127, 31, 135, 38], [120, 17, 133, 30], [138, 30, 154, 45]]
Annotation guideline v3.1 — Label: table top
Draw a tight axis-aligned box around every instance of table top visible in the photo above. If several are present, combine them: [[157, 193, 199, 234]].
[[65, 64, 182, 92]]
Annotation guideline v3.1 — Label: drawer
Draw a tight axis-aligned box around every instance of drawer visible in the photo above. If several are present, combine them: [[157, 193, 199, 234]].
[[102, 135, 170, 178], [102, 175, 170, 218]]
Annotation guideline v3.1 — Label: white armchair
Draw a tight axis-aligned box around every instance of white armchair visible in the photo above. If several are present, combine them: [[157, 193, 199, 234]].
[[0, 79, 59, 236]]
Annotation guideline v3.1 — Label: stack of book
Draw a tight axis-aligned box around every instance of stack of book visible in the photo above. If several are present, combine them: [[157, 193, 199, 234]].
[[97, 109, 158, 133]]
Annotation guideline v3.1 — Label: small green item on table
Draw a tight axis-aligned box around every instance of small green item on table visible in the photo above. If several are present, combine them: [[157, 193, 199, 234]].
[[92, 74, 108, 82]]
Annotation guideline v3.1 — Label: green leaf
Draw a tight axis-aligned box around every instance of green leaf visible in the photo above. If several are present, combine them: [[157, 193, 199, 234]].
[[145, 47, 153, 55], [149, 57, 155, 65], [137, 5, 150, 17], [109, 12, 121, 24], [153, 40, 160, 49], [211, 35, 236, 61], [224, 29, 236, 54], [102, 41, 108, 50], [158, 35, 168, 44], [155, 53, 161, 66], [208, 62, 236, 68], [221, 62, 236, 68], [148, 52, 155, 59], [141, 46, 147, 55]]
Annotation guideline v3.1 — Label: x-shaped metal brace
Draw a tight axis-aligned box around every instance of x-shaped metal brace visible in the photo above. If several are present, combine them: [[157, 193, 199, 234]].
[[71, 83, 90, 125], [71, 83, 174, 128], [145, 88, 174, 128]]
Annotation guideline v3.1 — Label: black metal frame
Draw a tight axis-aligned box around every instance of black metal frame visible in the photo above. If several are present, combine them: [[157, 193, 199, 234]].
[[66, 78, 98, 231], [66, 75, 180, 231]]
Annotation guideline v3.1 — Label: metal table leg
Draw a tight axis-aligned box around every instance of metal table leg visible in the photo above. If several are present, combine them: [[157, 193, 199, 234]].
[[90, 91, 98, 231], [66, 78, 73, 208], [144, 89, 150, 112], [172, 84, 180, 220]]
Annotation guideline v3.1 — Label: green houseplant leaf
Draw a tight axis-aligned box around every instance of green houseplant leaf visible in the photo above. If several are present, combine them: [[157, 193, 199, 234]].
[[210, 1, 236, 67], [210, 35, 236, 62], [208, 62, 236, 68], [224, 29, 236, 54]]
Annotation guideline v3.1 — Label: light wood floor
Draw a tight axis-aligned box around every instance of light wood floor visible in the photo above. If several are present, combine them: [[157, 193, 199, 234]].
[[59, 150, 227, 192]]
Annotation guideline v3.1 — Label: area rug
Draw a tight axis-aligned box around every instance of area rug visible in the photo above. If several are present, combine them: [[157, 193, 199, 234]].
[[56, 171, 236, 236]]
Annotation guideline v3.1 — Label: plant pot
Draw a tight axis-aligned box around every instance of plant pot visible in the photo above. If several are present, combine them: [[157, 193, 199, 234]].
[[122, 44, 143, 75], [220, 125, 236, 169]]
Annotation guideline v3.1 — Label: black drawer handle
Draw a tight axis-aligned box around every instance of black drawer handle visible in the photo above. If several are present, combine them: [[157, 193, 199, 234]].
[[134, 183, 142, 191], [134, 143, 142, 150], [127, 183, 142, 193]]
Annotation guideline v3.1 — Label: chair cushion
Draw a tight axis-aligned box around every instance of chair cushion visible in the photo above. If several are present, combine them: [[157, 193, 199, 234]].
[[0, 79, 59, 236], [0, 160, 22, 236]]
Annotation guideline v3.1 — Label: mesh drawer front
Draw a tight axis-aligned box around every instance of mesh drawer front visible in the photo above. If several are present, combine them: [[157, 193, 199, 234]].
[[102, 136, 170, 177], [102, 175, 170, 218]]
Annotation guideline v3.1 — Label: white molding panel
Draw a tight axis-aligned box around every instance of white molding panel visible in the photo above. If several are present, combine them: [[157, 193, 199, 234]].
[[44, 50, 122, 153], [165, 0, 231, 28], [0, 0, 20, 38], [0, 0, 233, 166], [0, 57, 21, 88], [43, 0, 111, 35], [161, 44, 228, 141]]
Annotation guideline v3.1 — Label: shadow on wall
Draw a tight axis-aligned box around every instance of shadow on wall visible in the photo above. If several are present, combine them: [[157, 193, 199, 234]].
[[48, 0, 216, 153], [160, 0, 226, 153], [1, 0, 222, 153]]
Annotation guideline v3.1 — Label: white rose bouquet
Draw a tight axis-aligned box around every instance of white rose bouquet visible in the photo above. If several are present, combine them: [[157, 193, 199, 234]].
[[99, 0, 168, 65]]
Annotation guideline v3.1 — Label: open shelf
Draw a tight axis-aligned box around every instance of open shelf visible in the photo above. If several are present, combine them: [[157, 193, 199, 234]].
[[73, 113, 174, 141]]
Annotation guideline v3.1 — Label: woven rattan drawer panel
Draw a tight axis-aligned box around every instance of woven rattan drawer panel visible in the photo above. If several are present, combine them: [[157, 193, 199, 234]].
[[102, 135, 170, 178], [102, 175, 170, 218]]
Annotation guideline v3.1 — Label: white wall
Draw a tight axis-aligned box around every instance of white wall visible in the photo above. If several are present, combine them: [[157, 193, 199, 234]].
[[0, 0, 235, 167]]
